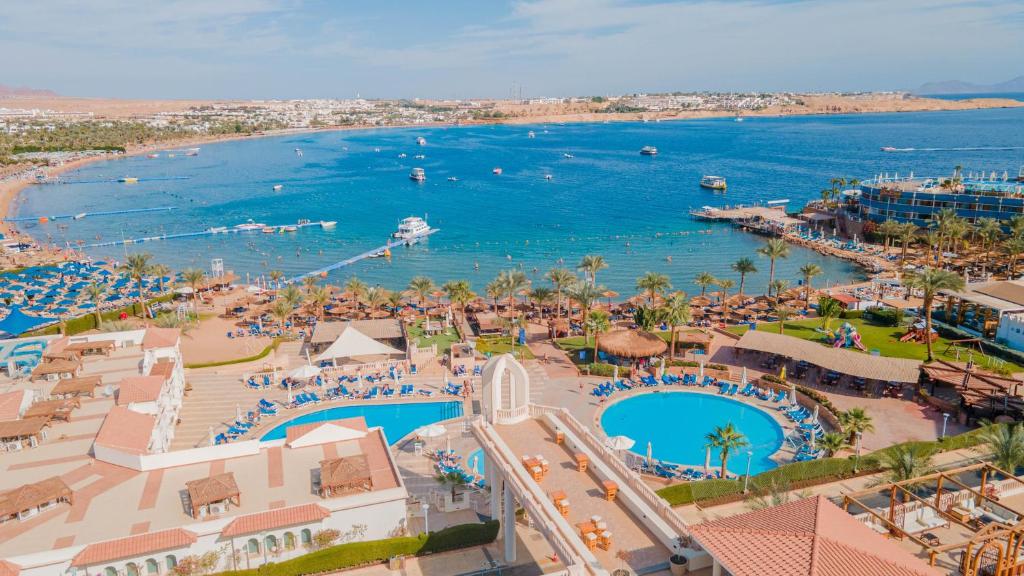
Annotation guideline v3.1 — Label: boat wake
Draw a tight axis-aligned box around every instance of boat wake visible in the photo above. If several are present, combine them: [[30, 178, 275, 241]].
[[882, 146, 1024, 153]]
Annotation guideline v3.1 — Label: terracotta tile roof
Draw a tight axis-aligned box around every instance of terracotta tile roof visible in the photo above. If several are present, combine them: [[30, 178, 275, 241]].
[[285, 416, 368, 445], [186, 472, 240, 508], [359, 429, 401, 490], [221, 503, 329, 537], [690, 496, 941, 576], [94, 406, 155, 454], [70, 528, 197, 566], [116, 376, 166, 405], [0, 390, 29, 421], [50, 375, 103, 397], [142, 327, 180, 350], [0, 417, 49, 440], [0, 476, 72, 517], [148, 359, 176, 378], [0, 560, 20, 576]]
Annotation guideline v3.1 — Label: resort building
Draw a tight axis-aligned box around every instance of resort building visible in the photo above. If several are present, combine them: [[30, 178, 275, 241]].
[[858, 172, 1024, 226], [939, 279, 1024, 349]]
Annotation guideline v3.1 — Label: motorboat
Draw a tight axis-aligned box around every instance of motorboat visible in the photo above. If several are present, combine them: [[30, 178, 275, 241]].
[[393, 216, 432, 241], [447, 176, 459, 182], [700, 175, 727, 190], [414, 154, 425, 159], [320, 221, 337, 228], [261, 227, 277, 234], [146, 153, 159, 159], [528, 131, 536, 138], [118, 177, 138, 183], [409, 168, 426, 182], [234, 220, 265, 231], [563, 153, 574, 159], [881, 146, 898, 152], [273, 184, 283, 191], [282, 225, 298, 232], [73, 213, 87, 220], [416, 136, 427, 146], [640, 146, 658, 156], [186, 148, 200, 156], [208, 226, 228, 233], [492, 167, 503, 175], [398, 153, 407, 158]]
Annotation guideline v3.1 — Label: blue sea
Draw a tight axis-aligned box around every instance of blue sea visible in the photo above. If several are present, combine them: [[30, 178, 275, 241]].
[[15, 108, 1024, 295]]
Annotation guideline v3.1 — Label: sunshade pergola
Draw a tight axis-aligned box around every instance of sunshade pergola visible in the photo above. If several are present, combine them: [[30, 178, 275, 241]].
[[185, 472, 240, 518], [319, 455, 372, 497], [314, 325, 403, 365]]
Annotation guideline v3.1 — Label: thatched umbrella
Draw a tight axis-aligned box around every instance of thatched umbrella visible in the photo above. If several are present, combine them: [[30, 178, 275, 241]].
[[602, 290, 619, 308], [598, 329, 667, 358], [691, 295, 712, 307]]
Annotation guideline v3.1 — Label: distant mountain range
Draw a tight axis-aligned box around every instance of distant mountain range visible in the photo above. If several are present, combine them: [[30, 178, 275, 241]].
[[916, 75, 1024, 95], [0, 84, 58, 98]]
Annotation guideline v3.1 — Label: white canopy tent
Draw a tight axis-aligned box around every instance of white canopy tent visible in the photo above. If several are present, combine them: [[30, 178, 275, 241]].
[[314, 325, 404, 366]]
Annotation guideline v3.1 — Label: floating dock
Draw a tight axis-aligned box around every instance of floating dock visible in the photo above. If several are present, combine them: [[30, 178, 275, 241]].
[[38, 176, 192, 185], [287, 229, 439, 283], [78, 220, 335, 249], [4, 206, 176, 223], [689, 202, 802, 235]]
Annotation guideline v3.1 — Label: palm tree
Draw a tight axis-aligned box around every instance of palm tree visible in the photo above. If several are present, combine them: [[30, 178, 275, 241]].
[[980, 423, 1024, 472], [704, 423, 749, 478], [270, 299, 292, 328], [774, 305, 795, 334], [819, 433, 848, 457], [904, 268, 965, 361], [436, 470, 467, 503], [731, 258, 757, 297], [442, 280, 475, 325], [716, 278, 735, 318], [302, 276, 319, 294], [880, 444, 935, 483], [485, 279, 502, 314], [306, 286, 331, 320], [386, 290, 404, 317], [798, 263, 821, 311], [976, 218, 1003, 276], [122, 253, 153, 318], [546, 268, 576, 318], [586, 310, 611, 362], [407, 276, 436, 315], [839, 407, 875, 445], [529, 287, 554, 319], [268, 270, 284, 291], [84, 283, 105, 327], [769, 279, 789, 303], [150, 264, 171, 294], [344, 277, 368, 310], [1004, 237, 1024, 278], [365, 286, 388, 314], [568, 282, 603, 338], [756, 239, 789, 298], [659, 292, 692, 358], [896, 222, 919, 268], [577, 255, 608, 286], [497, 270, 529, 313], [181, 268, 206, 311], [279, 284, 303, 324], [877, 219, 901, 254], [636, 272, 671, 305], [817, 296, 842, 331], [694, 272, 716, 298]]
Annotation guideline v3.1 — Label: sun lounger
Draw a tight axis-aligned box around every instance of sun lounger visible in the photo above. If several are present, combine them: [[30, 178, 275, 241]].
[[727, 383, 739, 395], [364, 386, 379, 399], [383, 388, 395, 398]]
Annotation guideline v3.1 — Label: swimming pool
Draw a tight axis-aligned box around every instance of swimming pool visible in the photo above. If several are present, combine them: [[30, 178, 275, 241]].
[[600, 392, 785, 475], [259, 401, 463, 442]]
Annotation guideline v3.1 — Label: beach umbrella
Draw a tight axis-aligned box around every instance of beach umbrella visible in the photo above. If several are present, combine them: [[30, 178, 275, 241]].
[[659, 357, 665, 377], [208, 426, 216, 446], [236, 404, 242, 422], [607, 435, 635, 451], [646, 441, 653, 469], [289, 364, 320, 380], [613, 364, 619, 381], [812, 404, 819, 424], [416, 423, 447, 438], [445, 434, 451, 453], [698, 360, 705, 381], [789, 384, 797, 405], [704, 445, 712, 477], [740, 366, 748, 387]]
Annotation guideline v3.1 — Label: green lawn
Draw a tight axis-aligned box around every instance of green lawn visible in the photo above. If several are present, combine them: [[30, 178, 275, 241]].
[[406, 319, 461, 355], [728, 317, 1022, 372], [475, 336, 535, 360], [555, 336, 593, 363]]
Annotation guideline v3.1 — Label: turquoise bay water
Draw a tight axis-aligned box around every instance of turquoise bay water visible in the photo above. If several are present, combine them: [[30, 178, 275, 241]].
[[600, 392, 785, 474], [17, 108, 1024, 294], [259, 400, 463, 442]]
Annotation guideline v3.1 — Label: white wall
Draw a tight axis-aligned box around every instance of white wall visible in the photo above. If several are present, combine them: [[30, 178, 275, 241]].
[[996, 313, 1024, 352], [93, 440, 263, 471]]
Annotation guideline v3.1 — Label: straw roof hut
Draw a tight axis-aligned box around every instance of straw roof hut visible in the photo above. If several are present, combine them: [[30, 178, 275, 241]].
[[598, 329, 667, 358], [186, 473, 240, 518], [319, 455, 372, 497]]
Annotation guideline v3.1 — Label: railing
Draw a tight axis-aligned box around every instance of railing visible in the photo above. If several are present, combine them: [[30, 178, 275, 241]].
[[533, 404, 692, 538], [495, 405, 529, 424], [471, 417, 601, 576]]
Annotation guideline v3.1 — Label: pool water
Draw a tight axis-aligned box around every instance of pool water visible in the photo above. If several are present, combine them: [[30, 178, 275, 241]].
[[600, 392, 785, 475], [259, 401, 463, 442]]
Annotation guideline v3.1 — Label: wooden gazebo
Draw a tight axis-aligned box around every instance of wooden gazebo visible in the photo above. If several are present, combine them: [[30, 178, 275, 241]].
[[50, 375, 103, 398], [23, 398, 80, 423], [0, 476, 73, 522], [319, 455, 372, 498], [185, 472, 240, 518], [597, 329, 667, 359]]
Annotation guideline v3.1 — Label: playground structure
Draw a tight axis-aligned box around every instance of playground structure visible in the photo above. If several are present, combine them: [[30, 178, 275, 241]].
[[900, 320, 939, 344], [824, 322, 868, 351]]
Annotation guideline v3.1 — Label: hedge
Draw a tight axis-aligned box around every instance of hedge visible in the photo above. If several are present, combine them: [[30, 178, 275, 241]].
[[667, 359, 730, 371], [839, 309, 864, 320], [587, 363, 631, 377], [864, 306, 904, 327], [25, 293, 178, 337], [215, 521, 499, 576]]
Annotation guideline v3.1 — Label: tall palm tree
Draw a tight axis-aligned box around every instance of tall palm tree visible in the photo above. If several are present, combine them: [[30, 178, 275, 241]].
[[716, 278, 735, 318], [497, 270, 529, 313], [546, 268, 576, 318], [769, 279, 789, 303], [731, 258, 757, 297], [704, 422, 749, 478], [636, 272, 671, 305], [568, 282, 603, 338], [365, 286, 388, 314], [407, 276, 436, 315], [442, 280, 474, 325], [302, 276, 319, 294], [529, 287, 554, 319], [577, 255, 608, 286], [268, 270, 284, 291], [150, 264, 171, 294], [84, 283, 105, 327], [306, 286, 331, 320], [880, 444, 935, 483], [839, 407, 875, 444], [756, 239, 789, 298], [659, 292, 692, 358], [798, 263, 822, 311], [980, 423, 1024, 472], [896, 222, 919, 268], [976, 218, 1003, 276], [270, 299, 292, 328], [279, 284, 303, 324], [586, 310, 611, 362], [181, 268, 206, 311], [386, 290, 404, 317], [817, 296, 842, 331], [485, 279, 502, 314], [774, 305, 795, 334], [344, 277, 368, 310], [122, 253, 153, 319], [904, 268, 965, 360], [877, 219, 901, 254], [694, 272, 716, 298], [1004, 237, 1024, 278]]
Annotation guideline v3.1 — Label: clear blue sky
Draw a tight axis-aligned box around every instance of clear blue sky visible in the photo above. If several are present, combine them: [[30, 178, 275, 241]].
[[4, 0, 1023, 100]]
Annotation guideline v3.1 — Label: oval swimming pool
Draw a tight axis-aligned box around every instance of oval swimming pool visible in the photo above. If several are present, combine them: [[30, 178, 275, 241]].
[[600, 392, 785, 475], [259, 401, 464, 442]]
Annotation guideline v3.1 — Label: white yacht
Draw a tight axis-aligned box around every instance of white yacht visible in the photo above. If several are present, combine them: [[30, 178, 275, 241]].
[[640, 146, 658, 156], [416, 137, 427, 146], [393, 216, 432, 241], [273, 184, 283, 191], [528, 131, 536, 139], [409, 168, 426, 182], [700, 175, 727, 190], [234, 221, 266, 232]]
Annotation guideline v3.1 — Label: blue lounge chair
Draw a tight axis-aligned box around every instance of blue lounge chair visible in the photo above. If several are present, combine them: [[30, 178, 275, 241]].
[[365, 386, 379, 399], [718, 382, 730, 394], [727, 383, 739, 395], [383, 388, 395, 398], [215, 433, 229, 445]]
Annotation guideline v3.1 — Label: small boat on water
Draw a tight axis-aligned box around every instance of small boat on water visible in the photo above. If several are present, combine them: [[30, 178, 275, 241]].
[[261, 227, 277, 234], [273, 184, 284, 191], [234, 220, 265, 231], [700, 175, 727, 190], [563, 153, 574, 159], [447, 176, 459, 182], [320, 221, 337, 228], [545, 174, 553, 181], [282, 225, 298, 232], [640, 146, 658, 156], [528, 131, 536, 139], [393, 216, 433, 242], [409, 168, 426, 182], [118, 177, 139, 183], [398, 153, 407, 158], [186, 148, 200, 156], [146, 153, 159, 159], [881, 146, 898, 152], [208, 226, 228, 233], [297, 219, 311, 225], [492, 167, 503, 175], [416, 136, 427, 146], [73, 213, 87, 220], [414, 154, 425, 159]]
